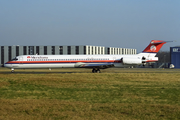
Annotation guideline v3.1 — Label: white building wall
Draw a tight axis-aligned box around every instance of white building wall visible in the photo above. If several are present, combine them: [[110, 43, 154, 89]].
[[105, 47, 108, 54], [117, 48, 119, 54], [87, 46, 89, 55], [47, 46, 51, 55], [11, 46, 16, 59], [34, 46, 37, 55], [119, 48, 122, 54], [71, 46, 75, 55], [128, 49, 130, 54], [99, 47, 103, 54], [4, 46, 8, 63], [19, 46, 23, 55], [134, 49, 137, 54], [39, 46, 44, 55], [63, 46, 67, 54], [86, 46, 89, 55], [26, 46, 29, 55], [115, 48, 118, 54], [98, 47, 100, 54], [92, 46, 95, 54], [55, 46, 59, 55], [33, 46, 36, 55], [114, 48, 116, 54], [109, 47, 111, 54], [97, 46, 99, 54], [122, 48, 124, 54], [110, 47, 113, 55], [95, 46, 98, 54], [124, 49, 126, 54], [79, 46, 84, 54], [101, 47, 104, 54], [131, 49, 133, 54], [89, 46, 92, 55], [86, 46, 88, 55]]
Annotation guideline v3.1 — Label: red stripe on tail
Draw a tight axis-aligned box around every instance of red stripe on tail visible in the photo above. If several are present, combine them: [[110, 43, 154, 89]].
[[143, 40, 166, 53]]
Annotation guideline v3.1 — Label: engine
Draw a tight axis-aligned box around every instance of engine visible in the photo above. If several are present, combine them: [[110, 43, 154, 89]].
[[121, 57, 145, 65]]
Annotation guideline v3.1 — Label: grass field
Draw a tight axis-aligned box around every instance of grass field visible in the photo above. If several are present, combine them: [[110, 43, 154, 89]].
[[0, 68, 180, 119]]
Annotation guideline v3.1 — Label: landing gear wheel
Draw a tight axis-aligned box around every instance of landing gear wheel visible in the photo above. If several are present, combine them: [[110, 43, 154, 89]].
[[92, 69, 101, 73], [96, 69, 101, 73], [11, 68, 14, 73]]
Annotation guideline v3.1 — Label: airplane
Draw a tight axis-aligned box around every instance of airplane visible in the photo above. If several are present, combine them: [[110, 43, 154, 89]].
[[4, 40, 167, 73]]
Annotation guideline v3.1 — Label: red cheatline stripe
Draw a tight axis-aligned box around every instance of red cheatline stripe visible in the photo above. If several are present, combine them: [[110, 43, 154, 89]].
[[7, 60, 122, 64], [145, 60, 158, 62]]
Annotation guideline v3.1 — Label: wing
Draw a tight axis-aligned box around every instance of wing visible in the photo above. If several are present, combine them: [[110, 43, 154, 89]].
[[74, 62, 114, 69]]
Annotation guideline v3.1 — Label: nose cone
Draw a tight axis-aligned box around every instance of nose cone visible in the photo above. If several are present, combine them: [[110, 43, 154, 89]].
[[3, 63, 6, 67], [3, 63, 10, 68]]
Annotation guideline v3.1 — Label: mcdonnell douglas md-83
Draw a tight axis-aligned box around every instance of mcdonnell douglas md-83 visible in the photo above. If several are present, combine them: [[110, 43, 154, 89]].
[[4, 40, 167, 73]]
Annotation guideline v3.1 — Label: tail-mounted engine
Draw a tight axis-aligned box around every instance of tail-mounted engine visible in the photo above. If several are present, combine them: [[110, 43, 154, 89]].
[[121, 56, 146, 65]]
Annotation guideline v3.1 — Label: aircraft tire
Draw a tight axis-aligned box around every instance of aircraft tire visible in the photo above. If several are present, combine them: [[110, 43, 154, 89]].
[[92, 69, 101, 73]]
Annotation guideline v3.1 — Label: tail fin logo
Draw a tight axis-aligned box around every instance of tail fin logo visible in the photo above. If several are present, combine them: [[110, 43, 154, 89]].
[[150, 45, 156, 52], [142, 40, 166, 53]]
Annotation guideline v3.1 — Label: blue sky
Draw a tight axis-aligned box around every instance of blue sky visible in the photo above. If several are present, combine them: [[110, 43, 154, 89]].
[[0, 0, 179, 52]]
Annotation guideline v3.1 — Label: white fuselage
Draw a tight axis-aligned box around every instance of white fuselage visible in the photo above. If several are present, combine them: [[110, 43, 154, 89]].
[[4, 54, 158, 69]]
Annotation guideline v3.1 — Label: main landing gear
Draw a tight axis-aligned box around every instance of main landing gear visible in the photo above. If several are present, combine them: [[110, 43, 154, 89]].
[[92, 68, 101, 73]]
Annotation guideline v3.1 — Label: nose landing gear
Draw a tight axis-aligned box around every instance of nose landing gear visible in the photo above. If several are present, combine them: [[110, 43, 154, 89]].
[[11, 68, 14, 73]]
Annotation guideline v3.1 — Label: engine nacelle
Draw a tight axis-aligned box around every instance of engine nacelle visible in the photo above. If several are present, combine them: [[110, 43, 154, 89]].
[[122, 58, 143, 65]]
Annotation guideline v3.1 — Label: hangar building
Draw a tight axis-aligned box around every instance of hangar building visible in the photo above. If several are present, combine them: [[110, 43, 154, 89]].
[[0, 45, 136, 66], [170, 47, 180, 68]]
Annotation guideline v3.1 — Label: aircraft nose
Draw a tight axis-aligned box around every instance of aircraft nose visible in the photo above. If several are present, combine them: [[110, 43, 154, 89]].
[[3, 63, 8, 68], [3, 63, 6, 67]]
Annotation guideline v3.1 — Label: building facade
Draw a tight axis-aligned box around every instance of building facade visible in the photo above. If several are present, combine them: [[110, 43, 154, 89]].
[[0, 45, 136, 65], [170, 47, 180, 68]]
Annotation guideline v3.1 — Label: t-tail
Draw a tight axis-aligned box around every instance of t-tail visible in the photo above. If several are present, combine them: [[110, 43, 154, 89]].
[[138, 40, 167, 63], [143, 40, 166, 53], [139, 40, 166, 57]]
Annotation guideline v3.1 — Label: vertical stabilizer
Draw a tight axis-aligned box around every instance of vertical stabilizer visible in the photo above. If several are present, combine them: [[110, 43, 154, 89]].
[[142, 40, 166, 53], [138, 40, 167, 58]]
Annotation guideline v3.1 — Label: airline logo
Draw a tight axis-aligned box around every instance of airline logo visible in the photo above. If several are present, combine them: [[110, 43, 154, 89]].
[[27, 56, 49, 59], [150, 45, 156, 52]]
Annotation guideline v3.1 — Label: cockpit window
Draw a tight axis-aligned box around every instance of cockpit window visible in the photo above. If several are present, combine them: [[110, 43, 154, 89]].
[[11, 57, 18, 61]]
